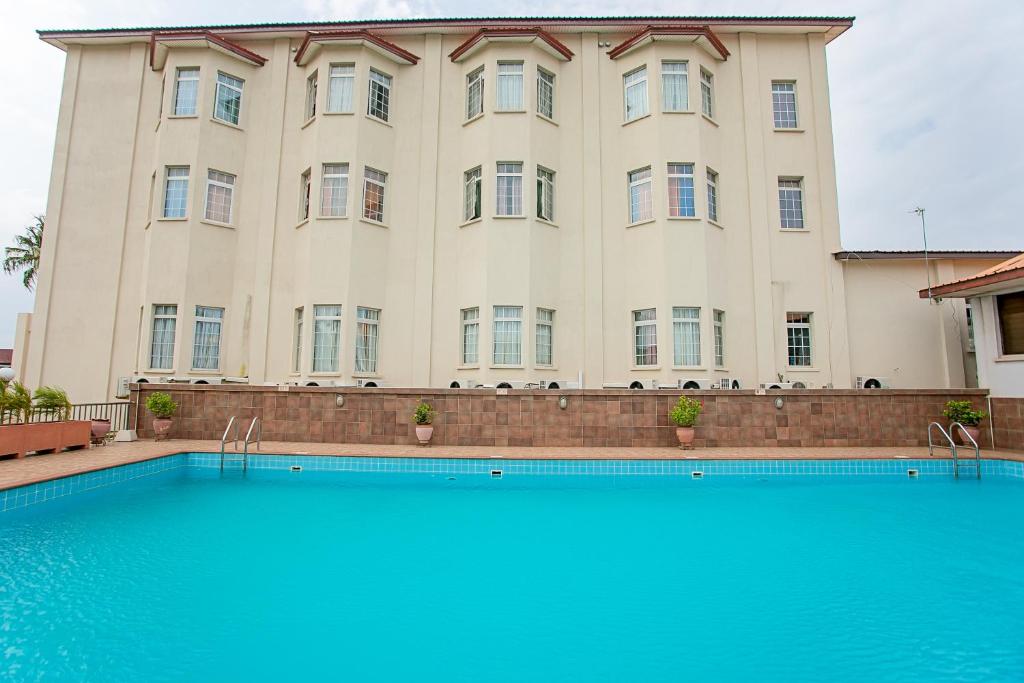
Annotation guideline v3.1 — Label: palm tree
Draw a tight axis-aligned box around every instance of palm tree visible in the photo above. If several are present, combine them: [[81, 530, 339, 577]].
[[3, 215, 43, 290]]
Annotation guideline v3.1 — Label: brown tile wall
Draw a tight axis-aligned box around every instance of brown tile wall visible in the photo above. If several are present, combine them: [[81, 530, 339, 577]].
[[991, 398, 1024, 451], [129, 386, 1001, 449]]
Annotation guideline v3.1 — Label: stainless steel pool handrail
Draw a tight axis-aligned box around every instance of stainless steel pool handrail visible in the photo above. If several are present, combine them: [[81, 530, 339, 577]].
[[241, 416, 261, 473], [927, 422, 959, 478], [220, 416, 239, 472], [949, 422, 982, 480]]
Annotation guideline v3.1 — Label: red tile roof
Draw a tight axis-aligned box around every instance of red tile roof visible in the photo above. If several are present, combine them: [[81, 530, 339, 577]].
[[920, 253, 1024, 298], [0, 349, 12, 366]]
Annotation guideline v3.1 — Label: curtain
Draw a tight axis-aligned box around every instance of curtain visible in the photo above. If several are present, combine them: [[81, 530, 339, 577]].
[[673, 308, 701, 366], [493, 307, 522, 365], [313, 306, 341, 372], [497, 64, 523, 110], [192, 307, 223, 370], [327, 66, 354, 113]]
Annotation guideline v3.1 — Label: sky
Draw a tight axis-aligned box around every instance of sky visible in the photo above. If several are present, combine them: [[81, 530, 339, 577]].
[[1, 0, 1022, 347]]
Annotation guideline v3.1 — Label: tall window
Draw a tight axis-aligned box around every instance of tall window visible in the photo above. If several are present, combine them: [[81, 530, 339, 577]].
[[779, 178, 805, 229], [662, 61, 688, 112], [327, 64, 354, 113], [312, 305, 342, 372], [700, 68, 714, 118], [537, 68, 555, 119], [367, 69, 392, 122], [173, 68, 199, 116], [713, 310, 725, 367], [496, 62, 524, 111], [466, 66, 484, 119], [355, 307, 380, 373], [464, 167, 482, 221], [162, 166, 189, 218], [536, 308, 554, 366], [150, 305, 177, 370], [667, 163, 695, 218], [628, 167, 653, 223], [624, 66, 649, 121], [673, 307, 701, 366], [772, 81, 798, 128], [537, 167, 555, 221], [362, 167, 387, 222], [293, 307, 304, 374], [496, 162, 523, 216], [192, 306, 224, 370], [214, 72, 243, 125], [320, 163, 349, 217], [461, 307, 479, 365], [786, 313, 813, 367], [997, 292, 1024, 355], [299, 169, 311, 221], [633, 309, 657, 366], [493, 306, 523, 365], [706, 169, 719, 223], [204, 170, 235, 223], [305, 71, 318, 120]]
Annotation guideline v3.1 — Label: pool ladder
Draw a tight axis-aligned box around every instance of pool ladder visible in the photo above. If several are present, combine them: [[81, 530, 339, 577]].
[[220, 416, 261, 473], [927, 422, 981, 479]]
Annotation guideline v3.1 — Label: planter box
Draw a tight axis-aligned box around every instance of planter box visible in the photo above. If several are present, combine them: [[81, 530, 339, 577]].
[[0, 420, 92, 459]]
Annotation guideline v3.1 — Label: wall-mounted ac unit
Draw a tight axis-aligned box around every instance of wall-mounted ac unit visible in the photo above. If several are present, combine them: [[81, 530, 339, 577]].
[[449, 379, 478, 389], [677, 378, 710, 390], [494, 381, 529, 389], [223, 376, 249, 384], [303, 380, 340, 387], [759, 381, 804, 390], [131, 375, 151, 384], [355, 379, 386, 388], [115, 377, 131, 398], [190, 377, 223, 385], [717, 378, 742, 390], [602, 381, 630, 389], [855, 376, 890, 389], [628, 379, 660, 390], [542, 379, 580, 390]]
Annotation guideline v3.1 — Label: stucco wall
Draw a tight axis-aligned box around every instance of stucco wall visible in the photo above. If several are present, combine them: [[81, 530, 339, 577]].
[[971, 291, 1024, 398]]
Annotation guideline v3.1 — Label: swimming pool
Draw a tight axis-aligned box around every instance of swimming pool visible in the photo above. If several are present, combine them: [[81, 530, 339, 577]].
[[2, 455, 1023, 681]]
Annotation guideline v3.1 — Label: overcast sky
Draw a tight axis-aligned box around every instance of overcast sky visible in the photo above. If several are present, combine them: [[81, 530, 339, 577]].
[[1, 0, 1021, 347]]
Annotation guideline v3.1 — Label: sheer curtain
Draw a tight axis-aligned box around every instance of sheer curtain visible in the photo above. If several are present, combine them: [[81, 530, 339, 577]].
[[150, 305, 177, 369], [327, 65, 354, 112], [355, 308, 379, 373], [673, 307, 701, 366], [493, 306, 522, 365], [496, 63, 523, 110], [662, 62, 688, 111], [192, 306, 223, 370], [313, 305, 341, 372]]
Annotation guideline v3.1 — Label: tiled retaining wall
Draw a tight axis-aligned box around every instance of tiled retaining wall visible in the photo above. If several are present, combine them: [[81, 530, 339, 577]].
[[991, 398, 1024, 452], [130, 385, 996, 449]]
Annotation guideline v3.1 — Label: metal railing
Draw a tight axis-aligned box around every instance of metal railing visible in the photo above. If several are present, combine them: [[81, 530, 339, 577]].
[[242, 417, 261, 473], [928, 421, 982, 480], [949, 422, 982, 480], [0, 401, 131, 428], [220, 416, 239, 472]]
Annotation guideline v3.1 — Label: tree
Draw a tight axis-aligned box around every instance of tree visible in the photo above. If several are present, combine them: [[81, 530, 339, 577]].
[[3, 215, 43, 290]]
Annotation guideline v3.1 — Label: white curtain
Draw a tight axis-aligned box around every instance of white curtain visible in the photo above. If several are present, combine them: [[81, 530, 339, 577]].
[[493, 307, 522, 365], [192, 307, 223, 370], [496, 64, 523, 110], [673, 308, 701, 366], [327, 65, 354, 112], [313, 305, 341, 372]]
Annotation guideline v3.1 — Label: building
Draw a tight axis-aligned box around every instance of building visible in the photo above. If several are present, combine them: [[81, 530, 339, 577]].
[[0, 349, 11, 369], [16, 16, 1008, 401]]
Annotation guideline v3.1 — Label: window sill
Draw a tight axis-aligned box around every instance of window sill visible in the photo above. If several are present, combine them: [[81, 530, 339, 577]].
[[774, 127, 805, 133], [493, 215, 526, 220], [708, 219, 725, 230], [210, 117, 243, 131], [779, 227, 810, 233], [189, 369, 223, 375], [200, 219, 235, 230], [352, 372, 381, 379], [536, 113, 557, 126], [288, 372, 301, 377], [701, 113, 719, 127], [672, 366, 706, 371], [156, 216, 189, 222], [309, 372, 342, 377], [459, 217, 482, 228], [995, 355, 1024, 363], [535, 365, 557, 371], [786, 367, 818, 372], [713, 367, 730, 372], [662, 109, 695, 115], [536, 217, 558, 228], [667, 215, 700, 221], [494, 109, 527, 114], [365, 114, 392, 128], [145, 370, 176, 375], [626, 218, 656, 229], [301, 116, 316, 129], [631, 366, 661, 371], [622, 112, 651, 126], [167, 114, 199, 120], [317, 214, 350, 220], [490, 365, 524, 370], [463, 113, 484, 126], [323, 110, 355, 117], [457, 365, 480, 370], [295, 218, 310, 229], [359, 217, 389, 229]]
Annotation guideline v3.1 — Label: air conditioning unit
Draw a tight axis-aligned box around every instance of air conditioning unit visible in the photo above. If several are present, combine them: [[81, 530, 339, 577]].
[[628, 379, 660, 390], [718, 378, 742, 390], [303, 380, 340, 387], [131, 375, 152, 384], [494, 381, 529, 389], [542, 379, 581, 390], [760, 381, 812, 390], [602, 381, 630, 389], [677, 378, 710, 390], [355, 379, 387, 388], [223, 376, 249, 384], [190, 377, 223, 385], [115, 377, 131, 398], [449, 378, 479, 389], [856, 376, 890, 389]]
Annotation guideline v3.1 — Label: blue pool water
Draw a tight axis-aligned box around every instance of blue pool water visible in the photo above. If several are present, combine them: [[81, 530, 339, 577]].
[[2, 461, 1024, 681]]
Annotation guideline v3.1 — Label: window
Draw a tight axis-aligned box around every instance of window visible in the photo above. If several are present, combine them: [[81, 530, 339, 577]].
[[706, 169, 719, 223], [997, 292, 1024, 355], [192, 305, 224, 370], [320, 163, 349, 217], [493, 306, 523, 365], [299, 169, 311, 221], [633, 309, 657, 366], [204, 170, 235, 224], [214, 72, 243, 125], [312, 305, 342, 372], [162, 166, 189, 218], [673, 307, 701, 366], [779, 178, 805, 229], [367, 69, 392, 122], [362, 167, 387, 222], [537, 68, 555, 119], [355, 307, 380, 373], [466, 66, 484, 119], [496, 62, 524, 111], [662, 61, 688, 112], [461, 307, 479, 365], [536, 308, 554, 366], [667, 163, 695, 218], [772, 81, 798, 128], [173, 68, 199, 116], [700, 68, 714, 118], [293, 307, 304, 373], [537, 167, 555, 221], [628, 167, 653, 223], [786, 313, 812, 367], [713, 310, 725, 367], [327, 64, 354, 113], [305, 71, 318, 120], [464, 167, 482, 221], [965, 302, 975, 352], [624, 66, 649, 121], [150, 305, 177, 370], [496, 162, 523, 216]]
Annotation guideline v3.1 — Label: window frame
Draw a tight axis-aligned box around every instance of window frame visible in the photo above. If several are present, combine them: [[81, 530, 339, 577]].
[[354, 307, 381, 374], [466, 66, 484, 120], [706, 168, 719, 223], [633, 308, 658, 367], [492, 305, 524, 366], [191, 305, 224, 371], [213, 71, 244, 126], [367, 68, 393, 123], [304, 70, 318, 121], [149, 304, 178, 371], [203, 169, 236, 224], [771, 80, 799, 129], [628, 166, 654, 224], [326, 63, 355, 113], [623, 66, 649, 122], [537, 67, 555, 119], [672, 306, 702, 367], [320, 163, 349, 217], [464, 167, 482, 222], [713, 309, 725, 368], [172, 67, 200, 117], [536, 308, 554, 367], [299, 168, 311, 222], [778, 177, 806, 229], [536, 166, 555, 222], [362, 167, 387, 223], [293, 307, 304, 374], [495, 162, 524, 217], [700, 68, 715, 119], [661, 60, 689, 112], [162, 166, 190, 219], [495, 61, 525, 112], [667, 163, 695, 218], [461, 307, 480, 365], [996, 291, 1024, 357], [786, 312, 813, 367], [312, 304, 342, 373]]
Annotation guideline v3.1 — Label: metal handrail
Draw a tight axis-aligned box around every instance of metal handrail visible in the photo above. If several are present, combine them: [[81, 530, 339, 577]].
[[928, 422, 960, 478], [242, 417, 261, 473], [219, 416, 238, 472], [949, 422, 982, 480]]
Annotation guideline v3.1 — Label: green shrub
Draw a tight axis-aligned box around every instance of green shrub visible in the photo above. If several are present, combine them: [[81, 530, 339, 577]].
[[412, 401, 435, 425], [942, 400, 987, 427], [669, 395, 703, 428], [145, 392, 178, 419], [2, 381, 33, 424], [33, 386, 72, 421]]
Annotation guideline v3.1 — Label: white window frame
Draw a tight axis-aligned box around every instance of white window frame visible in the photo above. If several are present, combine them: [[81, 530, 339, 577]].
[[162, 166, 190, 219], [354, 307, 381, 374], [537, 167, 555, 222], [495, 61, 524, 111], [633, 308, 658, 367], [149, 304, 177, 370], [204, 169, 235, 224], [771, 80, 798, 129], [700, 68, 714, 119], [172, 67, 199, 116], [779, 177, 805, 229], [661, 61, 689, 112], [293, 307, 304, 374], [466, 66, 484, 120], [496, 162, 523, 217], [320, 163, 349, 217], [191, 305, 224, 371], [706, 168, 719, 223], [537, 67, 555, 119], [305, 70, 318, 121], [672, 306, 701, 367], [362, 167, 387, 223], [492, 305, 523, 366], [713, 309, 725, 368], [786, 312, 813, 367], [464, 167, 482, 222], [536, 308, 554, 367], [461, 307, 479, 365], [628, 167, 653, 224], [326, 63, 355, 113], [213, 72, 244, 126], [667, 163, 695, 218], [624, 66, 649, 122], [312, 305, 342, 373], [299, 168, 311, 222], [367, 69, 392, 122]]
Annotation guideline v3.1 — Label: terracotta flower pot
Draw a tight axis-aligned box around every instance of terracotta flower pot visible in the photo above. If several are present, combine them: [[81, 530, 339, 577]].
[[415, 425, 434, 446], [955, 425, 981, 446], [675, 426, 696, 449], [90, 419, 111, 440], [152, 418, 173, 440]]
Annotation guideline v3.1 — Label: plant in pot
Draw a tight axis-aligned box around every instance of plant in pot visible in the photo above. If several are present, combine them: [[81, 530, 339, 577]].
[[412, 400, 435, 446], [669, 395, 703, 449], [32, 386, 72, 422], [1, 381, 32, 424], [145, 392, 178, 440], [942, 400, 987, 445]]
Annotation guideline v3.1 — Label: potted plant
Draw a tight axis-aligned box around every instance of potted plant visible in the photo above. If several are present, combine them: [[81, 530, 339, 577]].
[[942, 400, 987, 445], [33, 386, 72, 421], [669, 395, 703, 449], [1, 381, 32, 424], [145, 392, 178, 440], [412, 400, 435, 446]]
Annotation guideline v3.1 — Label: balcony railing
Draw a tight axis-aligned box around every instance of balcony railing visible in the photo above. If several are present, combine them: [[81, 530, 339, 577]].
[[0, 402, 132, 429]]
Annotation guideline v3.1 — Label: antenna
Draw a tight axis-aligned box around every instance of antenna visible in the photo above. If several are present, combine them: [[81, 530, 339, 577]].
[[912, 207, 932, 299]]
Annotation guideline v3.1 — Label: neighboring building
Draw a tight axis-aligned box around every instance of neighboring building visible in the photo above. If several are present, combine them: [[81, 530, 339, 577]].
[[0, 349, 11, 369], [923, 254, 1024, 398]]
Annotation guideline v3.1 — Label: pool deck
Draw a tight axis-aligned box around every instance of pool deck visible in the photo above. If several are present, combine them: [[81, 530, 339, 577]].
[[0, 439, 1022, 491]]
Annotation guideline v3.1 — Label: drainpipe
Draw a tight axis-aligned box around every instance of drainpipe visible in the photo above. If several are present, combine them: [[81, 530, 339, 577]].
[[987, 395, 996, 451]]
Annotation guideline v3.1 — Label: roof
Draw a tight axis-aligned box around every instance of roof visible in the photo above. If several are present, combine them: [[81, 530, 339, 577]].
[[835, 250, 1022, 261], [920, 252, 1024, 299], [0, 349, 12, 366]]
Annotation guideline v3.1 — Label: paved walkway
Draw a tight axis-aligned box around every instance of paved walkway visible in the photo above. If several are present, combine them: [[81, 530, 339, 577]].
[[1, 439, 1020, 491]]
